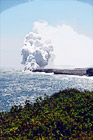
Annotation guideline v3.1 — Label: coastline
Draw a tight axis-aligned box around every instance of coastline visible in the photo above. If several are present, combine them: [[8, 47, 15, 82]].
[[32, 68, 87, 76]]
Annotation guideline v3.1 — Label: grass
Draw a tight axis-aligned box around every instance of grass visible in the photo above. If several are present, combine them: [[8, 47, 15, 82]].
[[0, 89, 93, 140]]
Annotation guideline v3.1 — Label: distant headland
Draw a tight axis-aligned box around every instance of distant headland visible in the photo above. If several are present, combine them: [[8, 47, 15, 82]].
[[32, 68, 93, 76]]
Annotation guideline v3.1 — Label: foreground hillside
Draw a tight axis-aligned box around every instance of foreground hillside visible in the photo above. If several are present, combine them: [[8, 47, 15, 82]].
[[0, 89, 93, 140]]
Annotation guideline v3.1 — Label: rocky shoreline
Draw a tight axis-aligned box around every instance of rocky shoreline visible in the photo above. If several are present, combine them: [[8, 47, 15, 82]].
[[32, 68, 93, 76], [32, 68, 86, 76]]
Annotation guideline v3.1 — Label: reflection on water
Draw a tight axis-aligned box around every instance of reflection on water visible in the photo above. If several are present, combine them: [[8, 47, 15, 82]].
[[0, 71, 93, 111]]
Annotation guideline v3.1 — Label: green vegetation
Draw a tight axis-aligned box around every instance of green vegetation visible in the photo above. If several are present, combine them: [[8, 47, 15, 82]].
[[0, 89, 93, 140]]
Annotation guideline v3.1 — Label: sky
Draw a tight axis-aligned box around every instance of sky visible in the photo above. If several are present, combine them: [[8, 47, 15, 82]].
[[0, 0, 93, 69]]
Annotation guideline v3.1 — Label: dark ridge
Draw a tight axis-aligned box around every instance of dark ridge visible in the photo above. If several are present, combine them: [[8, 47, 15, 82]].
[[86, 68, 93, 76], [32, 68, 88, 76]]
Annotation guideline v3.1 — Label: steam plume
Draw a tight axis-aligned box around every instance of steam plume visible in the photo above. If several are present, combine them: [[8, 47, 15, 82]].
[[21, 21, 93, 70], [21, 31, 54, 70]]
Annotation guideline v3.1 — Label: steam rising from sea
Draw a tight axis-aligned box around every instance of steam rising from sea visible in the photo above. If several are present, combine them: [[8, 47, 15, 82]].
[[21, 21, 93, 70], [21, 31, 54, 70]]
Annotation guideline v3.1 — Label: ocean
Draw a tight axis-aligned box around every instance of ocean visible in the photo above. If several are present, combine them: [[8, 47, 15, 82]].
[[0, 70, 93, 112]]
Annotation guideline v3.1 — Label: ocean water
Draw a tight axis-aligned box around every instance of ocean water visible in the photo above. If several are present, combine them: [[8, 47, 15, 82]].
[[0, 70, 93, 112]]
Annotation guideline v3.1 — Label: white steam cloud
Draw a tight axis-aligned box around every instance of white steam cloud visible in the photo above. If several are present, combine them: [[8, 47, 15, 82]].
[[21, 31, 54, 70], [21, 21, 93, 70]]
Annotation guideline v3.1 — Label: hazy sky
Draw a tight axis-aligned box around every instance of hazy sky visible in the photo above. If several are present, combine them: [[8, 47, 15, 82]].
[[0, 0, 93, 68]]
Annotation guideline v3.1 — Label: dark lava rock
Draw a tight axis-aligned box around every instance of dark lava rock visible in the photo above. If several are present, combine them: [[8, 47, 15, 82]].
[[86, 68, 93, 76], [32, 68, 87, 76]]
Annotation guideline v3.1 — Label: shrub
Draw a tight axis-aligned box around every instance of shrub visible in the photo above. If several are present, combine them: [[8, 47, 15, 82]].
[[0, 89, 93, 140]]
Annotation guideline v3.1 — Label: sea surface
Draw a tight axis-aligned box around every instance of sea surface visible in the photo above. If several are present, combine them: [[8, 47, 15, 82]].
[[0, 70, 93, 112]]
